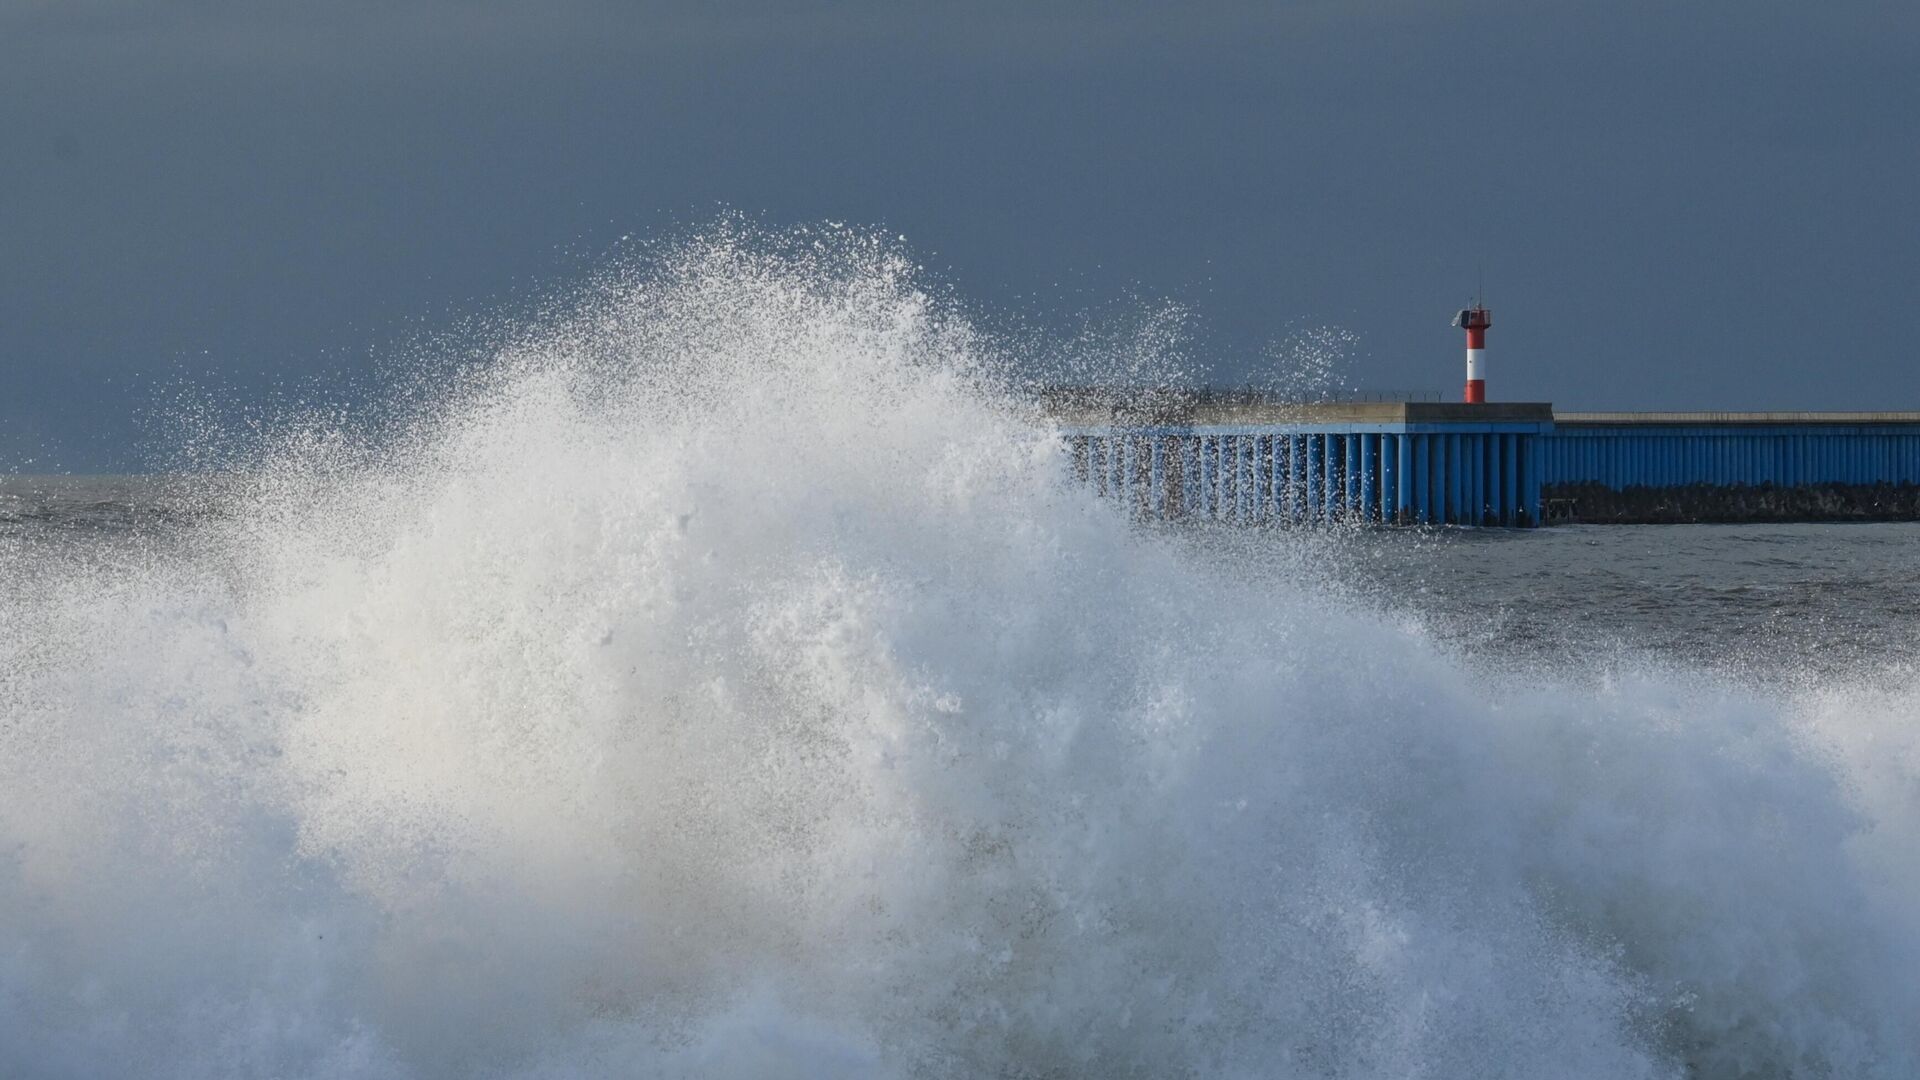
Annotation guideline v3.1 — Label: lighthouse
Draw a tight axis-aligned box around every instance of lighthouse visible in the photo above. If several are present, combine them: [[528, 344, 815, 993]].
[[1453, 305, 1491, 403]]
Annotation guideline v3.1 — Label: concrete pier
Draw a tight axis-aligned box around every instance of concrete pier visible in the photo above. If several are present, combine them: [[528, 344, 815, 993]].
[[1053, 393, 1920, 527], [1541, 412, 1920, 523], [1050, 393, 1554, 526]]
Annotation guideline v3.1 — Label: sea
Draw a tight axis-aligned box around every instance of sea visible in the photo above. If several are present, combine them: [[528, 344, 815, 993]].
[[2, 232, 1916, 1079]]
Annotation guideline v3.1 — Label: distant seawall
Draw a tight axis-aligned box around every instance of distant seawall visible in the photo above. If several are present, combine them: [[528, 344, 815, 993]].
[[1542, 413, 1920, 525], [1050, 392, 1920, 527]]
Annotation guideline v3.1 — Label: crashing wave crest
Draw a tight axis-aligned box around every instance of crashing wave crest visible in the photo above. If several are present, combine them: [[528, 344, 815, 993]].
[[2, 228, 1916, 1078]]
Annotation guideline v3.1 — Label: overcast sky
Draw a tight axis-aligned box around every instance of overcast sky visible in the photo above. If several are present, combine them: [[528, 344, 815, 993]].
[[5, 1, 1917, 469]]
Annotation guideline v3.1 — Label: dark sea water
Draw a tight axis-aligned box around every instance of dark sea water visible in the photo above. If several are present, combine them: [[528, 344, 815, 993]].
[[0, 474, 222, 541], [12, 475, 1913, 683], [1337, 521, 1920, 681]]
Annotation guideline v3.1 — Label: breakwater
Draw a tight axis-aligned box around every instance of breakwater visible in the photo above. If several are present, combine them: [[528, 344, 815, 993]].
[[1053, 394, 1553, 526], [1054, 393, 1920, 527], [1541, 413, 1920, 524]]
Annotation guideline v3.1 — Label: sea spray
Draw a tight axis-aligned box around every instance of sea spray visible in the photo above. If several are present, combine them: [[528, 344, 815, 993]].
[[1, 227, 1916, 1078]]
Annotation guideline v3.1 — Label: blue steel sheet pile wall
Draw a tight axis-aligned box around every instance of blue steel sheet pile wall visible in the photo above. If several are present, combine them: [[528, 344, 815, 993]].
[[1538, 418, 1920, 523], [1068, 429, 1544, 527], [1062, 403, 1920, 526], [1539, 424, 1920, 489]]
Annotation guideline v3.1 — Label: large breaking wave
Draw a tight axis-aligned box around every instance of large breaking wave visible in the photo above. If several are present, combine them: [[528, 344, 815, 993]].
[[2, 228, 1917, 1078]]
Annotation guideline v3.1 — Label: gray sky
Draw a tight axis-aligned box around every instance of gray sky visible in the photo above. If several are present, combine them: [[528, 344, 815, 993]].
[[5, 1, 1917, 469]]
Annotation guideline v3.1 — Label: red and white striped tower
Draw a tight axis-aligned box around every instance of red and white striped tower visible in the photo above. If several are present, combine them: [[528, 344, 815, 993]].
[[1452, 305, 1492, 403]]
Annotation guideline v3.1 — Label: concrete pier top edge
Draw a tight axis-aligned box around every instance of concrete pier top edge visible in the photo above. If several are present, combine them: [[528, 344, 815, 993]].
[[1039, 392, 1555, 428], [1036, 389, 1920, 429], [1556, 411, 1920, 426]]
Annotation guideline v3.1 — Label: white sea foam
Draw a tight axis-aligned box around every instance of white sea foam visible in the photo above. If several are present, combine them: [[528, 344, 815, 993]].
[[2, 227, 1916, 1078]]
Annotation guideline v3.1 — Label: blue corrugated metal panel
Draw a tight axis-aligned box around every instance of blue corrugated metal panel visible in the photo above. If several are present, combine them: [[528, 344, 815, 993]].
[[1331, 434, 1346, 518], [1320, 435, 1335, 519], [1524, 435, 1542, 524], [1447, 434, 1464, 524], [1374, 430, 1390, 518], [1342, 435, 1359, 519], [1422, 434, 1438, 523], [1313, 432, 1328, 518], [1501, 434, 1512, 524], [1187, 437, 1201, 516], [1472, 434, 1482, 524], [1356, 434, 1374, 521], [1304, 435, 1320, 520], [1216, 435, 1231, 519], [1301, 434, 1314, 519], [1232, 435, 1247, 520], [1150, 438, 1165, 516], [1257, 435, 1270, 520], [1208, 435, 1221, 514], [1244, 435, 1258, 518], [1418, 434, 1432, 522], [1485, 435, 1500, 524], [1379, 434, 1390, 521], [1372, 433, 1388, 522], [1288, 435, 1304, 520], [1058, 415, 1920, 525], [1394, 434, 1411, 521], [1215, 435, 1229, 517], [1192, 436, 1206, 515], [1456, 433, 1469, 525], [1476, 435, 1490, 525], [1463, 435, 1476, 525], [1413, 435, 1430, 523], [1219, 434, 1231, 515], [1479, 435, 1495, 524], [1221, 435, 1229, 511], [1476, 434, 1486, 523], [1270, 434, 1283, 519], [1537, 424, 1920, 490], [1248, 434, 1259, 519], [1224, 434, 1236, 514]]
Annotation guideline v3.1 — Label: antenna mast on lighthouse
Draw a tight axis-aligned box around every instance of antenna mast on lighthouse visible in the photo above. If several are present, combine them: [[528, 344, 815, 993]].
[[1452, 302, 1492, 403]]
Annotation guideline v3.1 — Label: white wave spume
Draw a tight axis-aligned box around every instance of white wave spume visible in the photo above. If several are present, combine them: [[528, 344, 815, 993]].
[[2, 230, 1918, 1079]]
